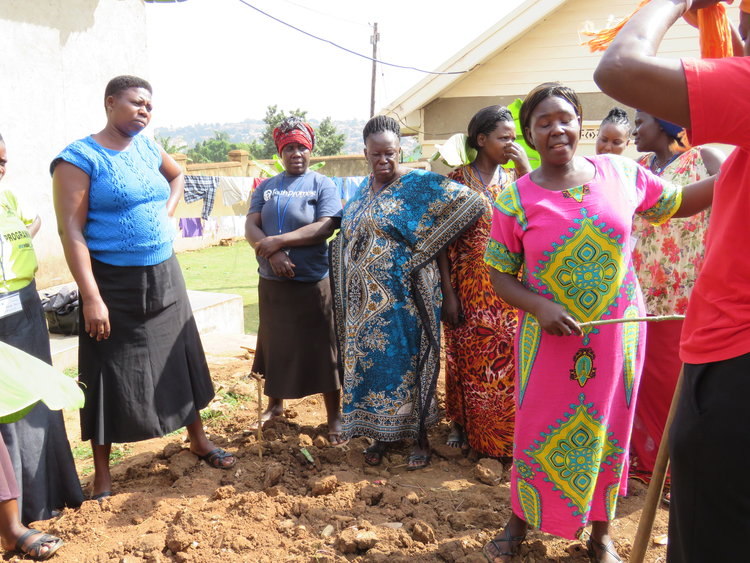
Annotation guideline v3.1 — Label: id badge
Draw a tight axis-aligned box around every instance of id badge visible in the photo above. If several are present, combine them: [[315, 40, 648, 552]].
[[0, 292, 22, 319]]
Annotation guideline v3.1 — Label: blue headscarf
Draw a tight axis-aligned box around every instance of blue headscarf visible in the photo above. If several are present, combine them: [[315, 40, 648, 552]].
[[654, 117, 683, 140]]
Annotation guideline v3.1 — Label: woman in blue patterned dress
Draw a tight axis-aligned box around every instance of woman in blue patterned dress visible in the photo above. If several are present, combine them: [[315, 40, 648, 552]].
[[331, 116, 484, 470]]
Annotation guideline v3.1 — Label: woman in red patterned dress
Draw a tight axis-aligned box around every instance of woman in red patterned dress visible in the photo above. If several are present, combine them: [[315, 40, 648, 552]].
[[439, 105, 530, 457]]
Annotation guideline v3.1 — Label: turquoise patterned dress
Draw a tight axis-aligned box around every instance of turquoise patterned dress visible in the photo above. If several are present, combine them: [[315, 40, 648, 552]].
[[331, 169, 484, 441], [484, 155, 682, 539]]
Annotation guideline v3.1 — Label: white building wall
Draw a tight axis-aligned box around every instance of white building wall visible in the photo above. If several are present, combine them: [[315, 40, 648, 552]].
[[0, 0, 149, 287]]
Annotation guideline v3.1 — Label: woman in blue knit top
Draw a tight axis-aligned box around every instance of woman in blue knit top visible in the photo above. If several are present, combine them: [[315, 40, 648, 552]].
[[51, 76, 235, 500]]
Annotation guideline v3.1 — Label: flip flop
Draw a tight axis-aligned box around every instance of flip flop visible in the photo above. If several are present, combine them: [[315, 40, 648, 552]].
[[91, 491, 112, 502], [328, 432, 350, 447], [363, 442, 387, 466], [14, 529, 64, 561], [406, 452, 431, 471], [446, 425, 471, 454], [195, 447, 236, 470]]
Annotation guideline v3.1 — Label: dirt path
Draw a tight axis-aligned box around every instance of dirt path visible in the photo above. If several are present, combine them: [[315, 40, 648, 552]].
[[11, 348, 670, 563]]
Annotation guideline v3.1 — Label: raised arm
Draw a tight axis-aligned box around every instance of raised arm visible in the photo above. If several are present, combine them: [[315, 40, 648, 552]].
[[594, 0, 726, 127], [52, 162, 109, 340]]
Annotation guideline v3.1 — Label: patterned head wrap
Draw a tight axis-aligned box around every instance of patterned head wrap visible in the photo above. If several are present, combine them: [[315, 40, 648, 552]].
[[273, 117, 315, 153]]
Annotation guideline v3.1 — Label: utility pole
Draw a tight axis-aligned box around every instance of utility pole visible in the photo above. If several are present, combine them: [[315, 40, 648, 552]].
[[370, 22, 379, 117]]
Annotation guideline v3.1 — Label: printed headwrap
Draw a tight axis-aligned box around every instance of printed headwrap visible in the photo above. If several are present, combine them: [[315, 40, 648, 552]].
[[273, 117, 315, 153], [654, 117, 683, 140]]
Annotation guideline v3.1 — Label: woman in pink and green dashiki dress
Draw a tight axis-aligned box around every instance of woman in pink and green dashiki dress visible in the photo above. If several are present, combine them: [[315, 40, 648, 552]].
[[478, 83, 716, 563], [486, 151, 678, 539]]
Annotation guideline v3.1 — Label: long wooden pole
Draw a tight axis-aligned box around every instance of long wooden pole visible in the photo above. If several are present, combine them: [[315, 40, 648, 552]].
[[578, 314, 684, 328], [629, 365, 684, 563], [251, 373, 264, 460], [574, 314, 685, 560]]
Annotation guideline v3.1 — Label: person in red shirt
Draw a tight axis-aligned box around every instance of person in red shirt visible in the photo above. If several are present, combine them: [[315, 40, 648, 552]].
[[595, 2, 750, 562]]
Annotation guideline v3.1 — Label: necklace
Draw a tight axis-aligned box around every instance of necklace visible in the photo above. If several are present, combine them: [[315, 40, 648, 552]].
[[650, 152, 680, 176], [470, 163, 503, 200]]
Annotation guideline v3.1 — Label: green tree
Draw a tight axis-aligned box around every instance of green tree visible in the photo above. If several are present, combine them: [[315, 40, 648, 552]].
[[186, 132, 262, 163], [314, 116, 345, 156], [187, 131, 232, 163], [156, 135, 187, 154]]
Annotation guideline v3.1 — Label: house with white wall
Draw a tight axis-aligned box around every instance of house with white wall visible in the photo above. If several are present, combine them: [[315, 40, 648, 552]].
[[381, 0, 712, 163]]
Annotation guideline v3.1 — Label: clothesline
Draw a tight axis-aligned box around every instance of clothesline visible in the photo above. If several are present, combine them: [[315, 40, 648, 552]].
[[179, 174, 367, 220]]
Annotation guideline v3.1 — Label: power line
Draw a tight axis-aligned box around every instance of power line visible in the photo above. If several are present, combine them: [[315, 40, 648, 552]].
[[234, 0, 468, 75]]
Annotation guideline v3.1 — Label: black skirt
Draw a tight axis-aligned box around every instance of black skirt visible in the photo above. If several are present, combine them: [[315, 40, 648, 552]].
[[668, 351, 750, 563], [253, 277, 339, 399], [79, 255, 215, 444], [0, 280, 83, 524]]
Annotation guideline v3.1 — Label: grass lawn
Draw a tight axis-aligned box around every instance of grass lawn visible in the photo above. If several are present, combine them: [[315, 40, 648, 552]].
[[176, 241, 260, 334]]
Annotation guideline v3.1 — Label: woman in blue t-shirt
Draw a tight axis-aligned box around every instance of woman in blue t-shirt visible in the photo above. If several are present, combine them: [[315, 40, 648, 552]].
[[51, 75, 235, 501], [245, 117, 345, 445]]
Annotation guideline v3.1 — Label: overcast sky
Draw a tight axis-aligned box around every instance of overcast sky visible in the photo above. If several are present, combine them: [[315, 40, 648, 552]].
[[144, 0, 525, 127]]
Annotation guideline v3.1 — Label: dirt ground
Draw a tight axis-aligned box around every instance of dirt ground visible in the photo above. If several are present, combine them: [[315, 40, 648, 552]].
[[7, 340, 670, 563]]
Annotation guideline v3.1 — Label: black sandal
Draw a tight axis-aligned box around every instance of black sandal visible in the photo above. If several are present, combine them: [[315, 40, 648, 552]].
[[446, 425, 471, 454], [482, 527, 526, 561], [586, 537, 622, 563], [14, 529, 64, 561], [363, 441, 388, 466], [406, 452, 431, 471], [196, 447, 236, 470]]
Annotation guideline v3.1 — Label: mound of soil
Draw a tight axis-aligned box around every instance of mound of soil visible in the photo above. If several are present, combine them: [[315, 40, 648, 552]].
[[11, 347, 669, 563]]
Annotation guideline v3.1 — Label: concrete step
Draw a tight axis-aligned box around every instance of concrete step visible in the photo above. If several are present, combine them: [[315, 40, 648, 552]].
[[49, 290, 248, 369]]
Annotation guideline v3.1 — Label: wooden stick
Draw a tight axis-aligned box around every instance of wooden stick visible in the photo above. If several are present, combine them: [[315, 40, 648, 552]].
[[578, 314, 685, 328], [251, 373, 263, 460], [630, 365, 684, 563]]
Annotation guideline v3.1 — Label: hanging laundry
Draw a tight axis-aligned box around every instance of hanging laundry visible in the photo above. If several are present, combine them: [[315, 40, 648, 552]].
[[332, 176, 366, 204], [178, 217, 203, 238], [218, 177, 254, 207], [184, 175, 219, 220]]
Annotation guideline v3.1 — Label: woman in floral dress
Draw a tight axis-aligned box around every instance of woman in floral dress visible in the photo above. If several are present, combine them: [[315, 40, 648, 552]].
[[441, 105, 530, 457], [628, 111, 724, 482], [481, 83, 715, 563]]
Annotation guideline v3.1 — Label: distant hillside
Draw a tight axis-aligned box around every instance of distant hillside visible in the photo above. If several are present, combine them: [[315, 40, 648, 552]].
[[155, 118, 368, 155]]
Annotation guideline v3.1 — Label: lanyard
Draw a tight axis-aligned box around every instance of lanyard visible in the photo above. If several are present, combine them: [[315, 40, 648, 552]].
[[275, 172, 303, 235]]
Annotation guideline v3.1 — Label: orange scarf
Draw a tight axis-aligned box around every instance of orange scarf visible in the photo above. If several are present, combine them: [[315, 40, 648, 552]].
[[583, 1, 734, 58]]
